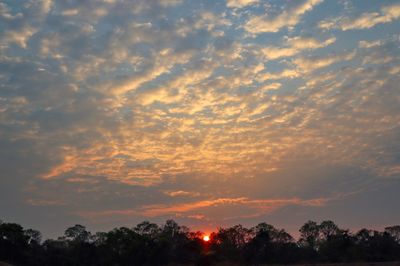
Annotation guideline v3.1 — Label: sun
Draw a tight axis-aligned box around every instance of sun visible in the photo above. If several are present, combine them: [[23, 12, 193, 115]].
[[203, 235, 210, 242]]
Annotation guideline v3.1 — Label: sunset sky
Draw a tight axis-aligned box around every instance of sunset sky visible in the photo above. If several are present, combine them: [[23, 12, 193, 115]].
[[1, 0, 400, 238]]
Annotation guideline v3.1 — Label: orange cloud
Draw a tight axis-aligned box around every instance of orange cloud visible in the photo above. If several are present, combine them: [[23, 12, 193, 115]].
[[244, 0, 323, 33], [76, 196, 330, 220]]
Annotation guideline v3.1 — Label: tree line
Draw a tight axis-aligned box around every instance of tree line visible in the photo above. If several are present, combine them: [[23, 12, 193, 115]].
[[1, 219, 400, 265]]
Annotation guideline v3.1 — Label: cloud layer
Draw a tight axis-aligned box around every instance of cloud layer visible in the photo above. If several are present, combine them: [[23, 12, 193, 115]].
[[0, 0, 399, 237]]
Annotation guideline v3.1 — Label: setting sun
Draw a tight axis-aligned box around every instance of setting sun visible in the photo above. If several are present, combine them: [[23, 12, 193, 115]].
[[203, 235, 210, 242]]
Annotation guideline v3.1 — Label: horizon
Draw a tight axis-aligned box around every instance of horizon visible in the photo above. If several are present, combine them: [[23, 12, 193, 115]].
[[1, 0, 400, 240], [1, 217, 398, 241], [2, 218, 400, 265]]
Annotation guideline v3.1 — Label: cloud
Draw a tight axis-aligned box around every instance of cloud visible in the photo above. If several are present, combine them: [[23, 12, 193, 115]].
[[1, 0, 400, 237], [61, 9, 79, 16], [134, 62, 215, 105], [358, 40, 383, 49], [76, 196, 330, 219], [143, 197, 329, 217], [261, 36, 336, 60], [293, 51, 356, 73], [164, 190, 201, 197], [319, 3, 400, 31], [244, 0, 323, 34], [1, 26, 37, 49], [187, 214, 206, 220], [226, 0, 259, 9], [287, 36, 336, 49], [159, 0, 184, 7], [256, 69, 300, 82], [26, 198, 66, 206]]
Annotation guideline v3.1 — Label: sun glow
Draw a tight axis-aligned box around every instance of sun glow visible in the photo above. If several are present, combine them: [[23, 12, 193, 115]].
[[203, 235, 210, 242]]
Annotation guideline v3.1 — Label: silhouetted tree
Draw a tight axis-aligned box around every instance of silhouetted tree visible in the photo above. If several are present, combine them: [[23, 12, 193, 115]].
[[244, 223, 299, 264], [354, 228, 400, 262], [299, 220, 320, 249], [385, 225, 400, 242], [319, 220, 340, 240], [0, 222, 29, 264], [24, 229, 42, 245], [211, 224, 252, 262], [133, 220, 160, 237], [319, 228, 355, 262], [1, 218, 400, 265], [64, 224, 91, 243]]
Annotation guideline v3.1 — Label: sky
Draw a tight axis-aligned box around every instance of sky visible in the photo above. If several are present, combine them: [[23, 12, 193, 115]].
[[0, 0, 399, 239]]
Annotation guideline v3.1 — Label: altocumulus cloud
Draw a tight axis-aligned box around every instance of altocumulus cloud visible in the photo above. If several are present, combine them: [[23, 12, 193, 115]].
[[0, 0, 399, 237]]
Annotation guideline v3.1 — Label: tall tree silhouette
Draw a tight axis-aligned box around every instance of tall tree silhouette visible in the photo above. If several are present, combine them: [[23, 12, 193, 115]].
[[1, 219, 400, 265]]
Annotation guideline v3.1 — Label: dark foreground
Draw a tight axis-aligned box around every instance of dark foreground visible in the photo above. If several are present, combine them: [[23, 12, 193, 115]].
[[1, 219, 400, 265], [4, 261, 400, 266]]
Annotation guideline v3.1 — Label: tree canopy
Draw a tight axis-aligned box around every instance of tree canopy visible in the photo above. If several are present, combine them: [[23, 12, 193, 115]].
[[0, 219, 399, 265]]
